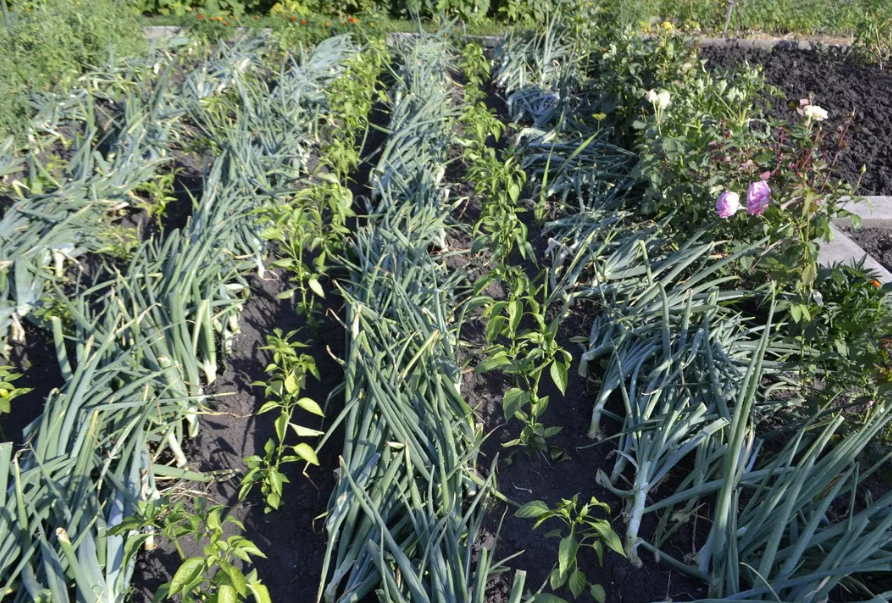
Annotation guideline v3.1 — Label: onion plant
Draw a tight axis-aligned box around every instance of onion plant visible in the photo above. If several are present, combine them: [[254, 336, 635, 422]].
[[318, 31, 523, 603], [0, 33, 363, 602]]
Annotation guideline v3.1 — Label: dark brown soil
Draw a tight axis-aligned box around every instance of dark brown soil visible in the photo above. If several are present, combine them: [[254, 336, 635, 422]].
[[455, 81, 707, 603], [2, 73, 710, 603], [841, 227, 892, 273], [700, 45, 892, 196], [0, 325, 65, 446], [130, 267, 348, 603]]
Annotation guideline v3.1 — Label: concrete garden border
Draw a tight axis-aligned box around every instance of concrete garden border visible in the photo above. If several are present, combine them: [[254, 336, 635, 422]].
[[821, 197, 892, 283]]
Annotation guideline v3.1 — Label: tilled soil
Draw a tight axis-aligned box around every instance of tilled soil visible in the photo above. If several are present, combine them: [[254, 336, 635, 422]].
[[0, 326, 65, 446], [841, 226, 892, 273], [4, 78, 712, 603], [700, 45, 892, 196]]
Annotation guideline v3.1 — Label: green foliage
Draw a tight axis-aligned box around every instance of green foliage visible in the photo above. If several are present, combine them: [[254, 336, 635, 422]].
[[460, 102, 505, 149], [788, 262, 892, 397], [472, 266, 571, 459], [598, 0, 889, 35], [0, 0, 146, 139], [239, 328, 322, 513], [459, 42, 489, 83], [516, 495, 623, 601], [110, 497, 271, 603], [0, 364, 31, 418], [634, 61, 772, 223], [458, 43, 506, 158], [588, 26, 698, 144], [321, 36, 388, 179], [258, 179, 353, 327], [131, 0, 263, 17], [96, 225, 141, 261], [851, 11, 892, 70], [133, 169, 180, 225], [467, 147, 531, 261], [608, 25, 860, 306]]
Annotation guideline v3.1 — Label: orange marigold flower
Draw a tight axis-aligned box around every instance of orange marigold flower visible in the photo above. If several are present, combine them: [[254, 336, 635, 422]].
[[254, 15, 259, 19], [222, 21, 229, 26], [198, 13, 204, 19], [291, 15, 296, 21], [300, 18, 307, 25], [872, 279, 882, 288]]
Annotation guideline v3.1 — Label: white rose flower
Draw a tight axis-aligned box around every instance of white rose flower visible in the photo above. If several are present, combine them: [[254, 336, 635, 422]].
[[657, 90, 671, 109], [803, 104, 828, 122], [645, 89, 659, 104]]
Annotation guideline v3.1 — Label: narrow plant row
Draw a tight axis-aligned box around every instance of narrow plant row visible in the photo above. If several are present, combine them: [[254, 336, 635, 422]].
[[316, 31, 525, 603]]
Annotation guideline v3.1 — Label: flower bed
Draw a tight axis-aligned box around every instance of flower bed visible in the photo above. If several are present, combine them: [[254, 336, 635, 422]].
[[701, 44, 892, 196]]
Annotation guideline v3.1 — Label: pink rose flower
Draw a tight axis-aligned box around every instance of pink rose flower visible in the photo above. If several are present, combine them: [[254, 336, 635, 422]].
[[747, 180, 772, 216], [716, 191, 740, 219]]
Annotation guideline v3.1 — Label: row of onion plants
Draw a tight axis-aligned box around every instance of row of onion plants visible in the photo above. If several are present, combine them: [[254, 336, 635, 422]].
[[0, 33, 362, 602], [316, 31, 525, 603], [493, 18, 892, 602]]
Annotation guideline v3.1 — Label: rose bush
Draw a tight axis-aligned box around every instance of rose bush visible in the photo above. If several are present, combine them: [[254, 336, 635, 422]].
[[585, 23, 890, 406]]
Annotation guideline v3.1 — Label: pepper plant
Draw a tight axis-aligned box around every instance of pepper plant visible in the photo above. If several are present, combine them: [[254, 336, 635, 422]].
[[258, 179, 352, 331], [110, 497, 271, 603], [516, 494, 624, 602], [467, 146, 532, 262], [471, 265, 571, 459], [239, 328, 323, 513], [0, 364, 30, 436]]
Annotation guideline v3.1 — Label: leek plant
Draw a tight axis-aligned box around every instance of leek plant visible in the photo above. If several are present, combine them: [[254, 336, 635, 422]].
[[0, 75, 179, 349], [0, 302, 198, 603], [498, 16, 892, 602], [318, 31, 524, 603], [0, 136, 21, 181], [0, 33, 363, 602]]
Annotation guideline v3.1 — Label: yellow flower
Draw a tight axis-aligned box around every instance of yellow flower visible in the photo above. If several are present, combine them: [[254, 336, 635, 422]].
[[661, 21, 673, 30]]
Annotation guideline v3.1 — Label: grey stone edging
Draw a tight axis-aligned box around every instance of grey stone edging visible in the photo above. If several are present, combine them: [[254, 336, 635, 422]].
[[820, 224, 892, 283], [836, 197, 892, 229], [820, 197, 892, 283]]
